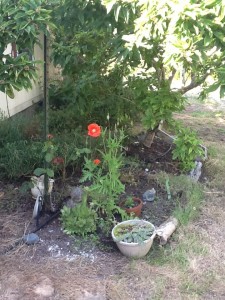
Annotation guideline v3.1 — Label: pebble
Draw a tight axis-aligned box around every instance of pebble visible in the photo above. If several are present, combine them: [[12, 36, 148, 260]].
[[23, 233, 40, 245]]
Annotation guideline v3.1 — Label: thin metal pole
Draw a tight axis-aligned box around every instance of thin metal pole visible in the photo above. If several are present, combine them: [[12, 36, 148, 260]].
[[43, 33, 49, 209]]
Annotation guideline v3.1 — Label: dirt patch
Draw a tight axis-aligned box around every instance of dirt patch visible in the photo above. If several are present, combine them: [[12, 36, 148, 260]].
[[0, 254, 128, 300]]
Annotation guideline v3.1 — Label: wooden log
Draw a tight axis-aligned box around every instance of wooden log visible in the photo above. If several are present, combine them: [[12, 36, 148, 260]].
[[156, 217, 178, 245]]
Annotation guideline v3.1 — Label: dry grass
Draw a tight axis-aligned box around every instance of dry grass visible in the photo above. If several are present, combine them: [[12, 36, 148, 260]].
[[0, 212, 32, 255]]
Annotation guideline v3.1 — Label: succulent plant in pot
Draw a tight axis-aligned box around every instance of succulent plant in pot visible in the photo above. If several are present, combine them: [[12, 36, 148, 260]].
[[120, 196, 143, 217], [112, 219, 156, 258]]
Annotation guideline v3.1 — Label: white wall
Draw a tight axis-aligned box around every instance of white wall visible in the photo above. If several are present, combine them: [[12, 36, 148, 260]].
[[0, 35, 44, 117]]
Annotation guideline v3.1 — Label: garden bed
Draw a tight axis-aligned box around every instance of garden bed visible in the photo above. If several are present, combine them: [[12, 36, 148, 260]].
[[0, 133, 191, 259]]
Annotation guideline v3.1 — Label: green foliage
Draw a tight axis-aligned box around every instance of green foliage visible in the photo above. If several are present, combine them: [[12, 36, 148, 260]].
[[0, 113, 94, 180], [0, 113, 43, 179], [80, 128, 126, 198], [49, 0, 137, 128], [0, 112, 42, 144], [50, 0, 225, 133], [79, 127, 128, 235], [165, 177, 172, 200], [49, 105, 82, 133], [157, 173, 204, 225], [141, 88, 186, 130], [173, 181, 204, 225], [34, 137, 57, 178], [123, 196, 136, 208], [114, 222, 155, 244], [55, 140, 91, 174], [103, 0, 225, 99], [49, 70, 135, 129], [91, 192, 129, 235], [0, 0, 54, 97], [60, 195, 97, 237], [172, 127, 204, 171], [0, 140, 43, 179]]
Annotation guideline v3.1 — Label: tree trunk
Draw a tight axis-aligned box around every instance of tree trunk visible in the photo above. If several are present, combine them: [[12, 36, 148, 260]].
[[142, 130, 156, 148]]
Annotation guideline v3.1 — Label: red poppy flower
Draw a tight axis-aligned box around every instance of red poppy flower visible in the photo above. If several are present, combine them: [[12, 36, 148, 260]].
[[93, 159, 101, 165], [52, 156, 64, 165], [47, 134, 54, 140], [88, 123, 101, 138]]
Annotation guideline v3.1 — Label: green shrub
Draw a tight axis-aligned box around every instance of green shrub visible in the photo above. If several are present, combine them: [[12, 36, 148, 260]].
[[0, 140, 43, 179], [61, 196, 97, 236], [172, 127, 204, 171], [141, 88, 186, 130], [49, 70, 136, 130], [0, 113, 42, 146], [49, 105, 81, 134]]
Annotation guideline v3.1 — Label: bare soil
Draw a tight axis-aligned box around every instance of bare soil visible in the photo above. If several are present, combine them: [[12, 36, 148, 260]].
[[1, 96, 225, 299]]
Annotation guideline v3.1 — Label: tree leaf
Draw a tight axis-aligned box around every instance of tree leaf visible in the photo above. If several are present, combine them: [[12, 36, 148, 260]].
[[45, 153, 53, 163], [46, 168, 54, 178], [34, 168, 46, 176]]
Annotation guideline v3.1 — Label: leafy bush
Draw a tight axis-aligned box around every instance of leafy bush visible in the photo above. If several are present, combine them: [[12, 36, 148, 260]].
[[0, 112, 42, 145], [61, 196, 97, 236], [0, 140, 43, 179], [140, 88, 186, 130], [49, 71, 136, 130], [49, 105, 81, 133], [172, 127, 204, 171]]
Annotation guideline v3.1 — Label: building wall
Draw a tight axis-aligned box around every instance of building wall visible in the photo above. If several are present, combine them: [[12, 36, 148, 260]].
[[0, 35, 44, 117]]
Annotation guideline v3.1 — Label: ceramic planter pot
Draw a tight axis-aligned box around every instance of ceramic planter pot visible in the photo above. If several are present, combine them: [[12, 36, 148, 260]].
[[31, 176, 54, 199], [112, 219, 156, 258], [120, 197, 143, 217]]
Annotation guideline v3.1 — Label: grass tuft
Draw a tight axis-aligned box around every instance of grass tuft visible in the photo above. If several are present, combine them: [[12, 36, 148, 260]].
[[157, 173, 204, 225]]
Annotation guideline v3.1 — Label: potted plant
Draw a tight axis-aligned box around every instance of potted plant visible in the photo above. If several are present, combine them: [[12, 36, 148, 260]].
[[112, 219, 156, 258], [120, 196, 143, 217]]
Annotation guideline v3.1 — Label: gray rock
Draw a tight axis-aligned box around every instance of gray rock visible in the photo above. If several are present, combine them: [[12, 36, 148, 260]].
[[189, 161, 202, 182], [23, 233, 39, 245], [65, 186, 83, 208], [143, 188, 156, 202], [70, 186, 83, 201]]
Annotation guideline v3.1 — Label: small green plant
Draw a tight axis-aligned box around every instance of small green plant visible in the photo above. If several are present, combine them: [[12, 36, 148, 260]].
[[34, 134, 57, 178], [60, 193, 97, 236], [123, 196, 136, 208], [87, 189, 129, 235], [79, 123, 129, 234], [172, 127, 204, 171], [165, 177, 172, 200], [114, 222, 154, 244], [80, 126, 125, 198]]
